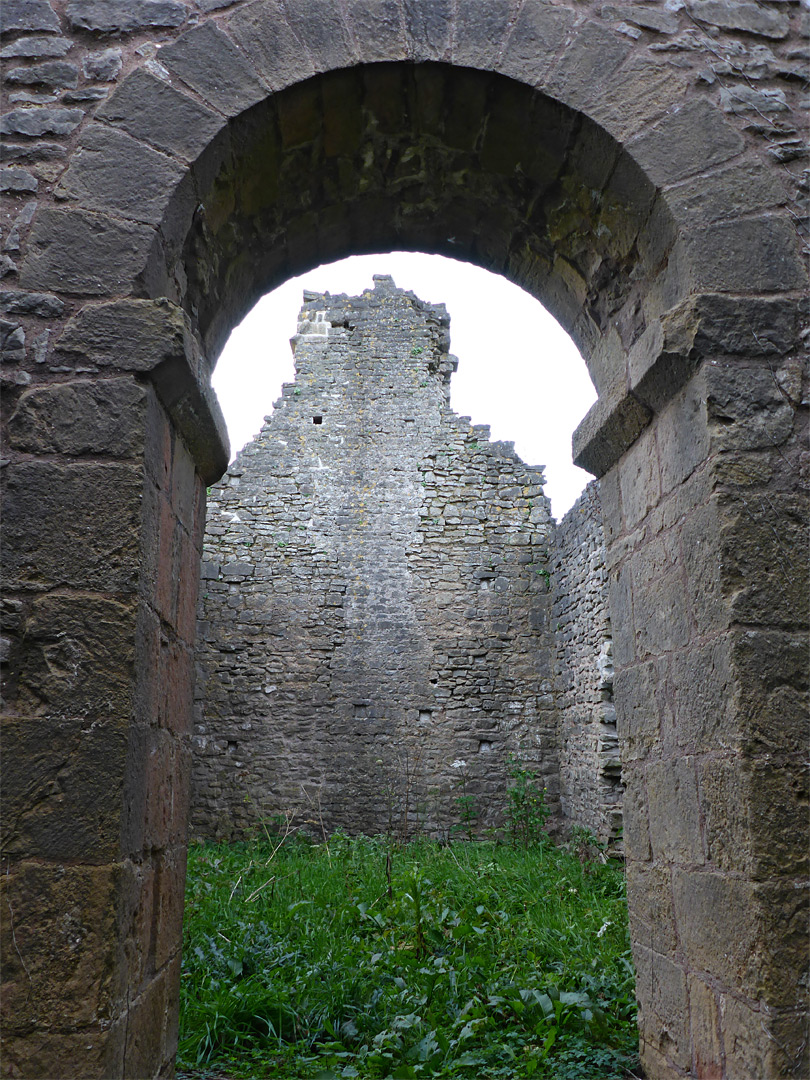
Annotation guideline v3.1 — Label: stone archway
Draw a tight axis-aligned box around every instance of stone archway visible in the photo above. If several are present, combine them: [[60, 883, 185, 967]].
[[1, 3, 806, 1077]]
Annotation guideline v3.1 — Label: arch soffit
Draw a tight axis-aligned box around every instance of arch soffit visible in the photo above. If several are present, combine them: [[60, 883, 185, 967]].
[[25, 0, 806, 479]]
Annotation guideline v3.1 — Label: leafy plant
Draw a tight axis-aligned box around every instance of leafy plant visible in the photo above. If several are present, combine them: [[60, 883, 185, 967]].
[[505, 755, 550, 849], [178, 834, 638, 1079]]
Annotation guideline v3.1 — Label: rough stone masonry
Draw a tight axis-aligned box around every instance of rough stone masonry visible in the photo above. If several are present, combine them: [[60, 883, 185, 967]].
[[193, 277, 614, 843]]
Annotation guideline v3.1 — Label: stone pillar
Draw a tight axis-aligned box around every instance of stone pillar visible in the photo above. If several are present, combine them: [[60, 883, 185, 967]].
[[579, 326, 808, 1077], [1, 301, 228, 1078]]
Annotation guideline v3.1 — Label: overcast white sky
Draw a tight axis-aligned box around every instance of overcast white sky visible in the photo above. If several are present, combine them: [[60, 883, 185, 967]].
[[211, 252, 597, 519]]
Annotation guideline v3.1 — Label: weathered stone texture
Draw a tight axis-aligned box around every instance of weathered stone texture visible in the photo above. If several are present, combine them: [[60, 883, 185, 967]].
[[552, 482, 621, 843], [193, 279, 559, 840]]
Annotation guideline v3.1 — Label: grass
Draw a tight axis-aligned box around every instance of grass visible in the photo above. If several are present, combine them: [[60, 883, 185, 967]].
[[177, 831, 639, 1079]]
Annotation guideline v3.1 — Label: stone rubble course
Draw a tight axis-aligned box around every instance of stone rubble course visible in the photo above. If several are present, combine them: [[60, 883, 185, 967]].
[[0, 0, 807, 1077]]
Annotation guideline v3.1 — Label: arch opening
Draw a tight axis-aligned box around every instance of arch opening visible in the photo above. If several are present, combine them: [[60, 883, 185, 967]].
[[163, 62, 675, 406]]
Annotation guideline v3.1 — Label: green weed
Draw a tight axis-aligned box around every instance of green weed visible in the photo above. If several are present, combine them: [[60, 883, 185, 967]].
[[178, 835, 638, 1078]]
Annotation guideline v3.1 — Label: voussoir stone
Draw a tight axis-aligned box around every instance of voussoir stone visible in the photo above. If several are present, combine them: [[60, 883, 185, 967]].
[[56, 124, 184, 225], [628, 99, 745, 187], [96, 68, 224, 161], [226, 0, 315, 92], [19, 208, 155, 296], [65, 0, 188, 34], [157, 21, 265, 114], [0, 0, 60, 34]]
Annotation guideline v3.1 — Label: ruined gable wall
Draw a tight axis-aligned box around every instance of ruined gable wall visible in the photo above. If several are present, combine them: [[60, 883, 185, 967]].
[[552, 483, 620, 844], [191, 278, 559, 840]]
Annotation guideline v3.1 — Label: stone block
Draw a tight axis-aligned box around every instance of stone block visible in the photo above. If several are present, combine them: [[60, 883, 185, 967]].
[[158, 21, 266, 115], [667, 638, 735, 752], [689, 0, 790, 39], [705, 361, 795, 453], [0, 861, 124, 1032], [143, 729, 177, 850], [402, 0, 453, 61], [655, 372, 710, 496], [55, 124, 184, 225], [614, 660, 663, 761], [629, 99, 745, 187], [671, 869, 760, 993], [153, 847, 188, 971], [8, 376, 147, 457], [0, 106, 84, 137], [679, 499, 726, 636], [5, 60, 79, 88], [723, 996, 806, 1079], [1, 462, 143, 592], [730, 628, 809, 756], [0, 1024, 126, 1080], [452, 0, 511, 68], [0, 36, 72, 59], [66, 0, 188, 33], [226, 0, 315, 91], [544, 21, 634, 110], [607, 561, 635, 668], [498, 0, 576, 86], [666, 160, 787, 225], [83, 47, 123, 81], [121, 957, 174, 1080], [631, 536, 691, 659], [621, 763, 652, 861], [687, 975, 722, 1079], [97, 67, 224, 162], [626, 860, 677, 952], [349, 0, 408, 63], [1, 714, 129, 861], [0, 0, 60, 32], [582, 56, 688, 141], [646, 756, 704, 866], [602, 3, 680, 34], [689, 214, 807, 294], [0, 166, 38, 194], [633, 944, 691, 1071], [701, 757, 809, 880], [618, 425, 660, 531], [718, 493, 809, 627], [282, 0, 357, 70], [56, 297, 186, 369], [19, 207, 155, 296], [573, 387, 652, 479], [0, 289, 64, 317]]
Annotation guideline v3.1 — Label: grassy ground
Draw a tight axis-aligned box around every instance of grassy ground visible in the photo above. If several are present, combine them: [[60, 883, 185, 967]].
[[177, 831, 639, 1079]]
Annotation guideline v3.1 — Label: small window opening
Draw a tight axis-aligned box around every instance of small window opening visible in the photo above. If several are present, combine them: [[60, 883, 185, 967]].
[[313, 415, 323, 424], [418, 710, 432, 723], [478, 740, 493, 753]]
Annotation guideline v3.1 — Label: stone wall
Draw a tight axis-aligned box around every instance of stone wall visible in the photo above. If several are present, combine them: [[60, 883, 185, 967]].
[[552, 482, 621, 844], [192, 277, 559, 841]]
